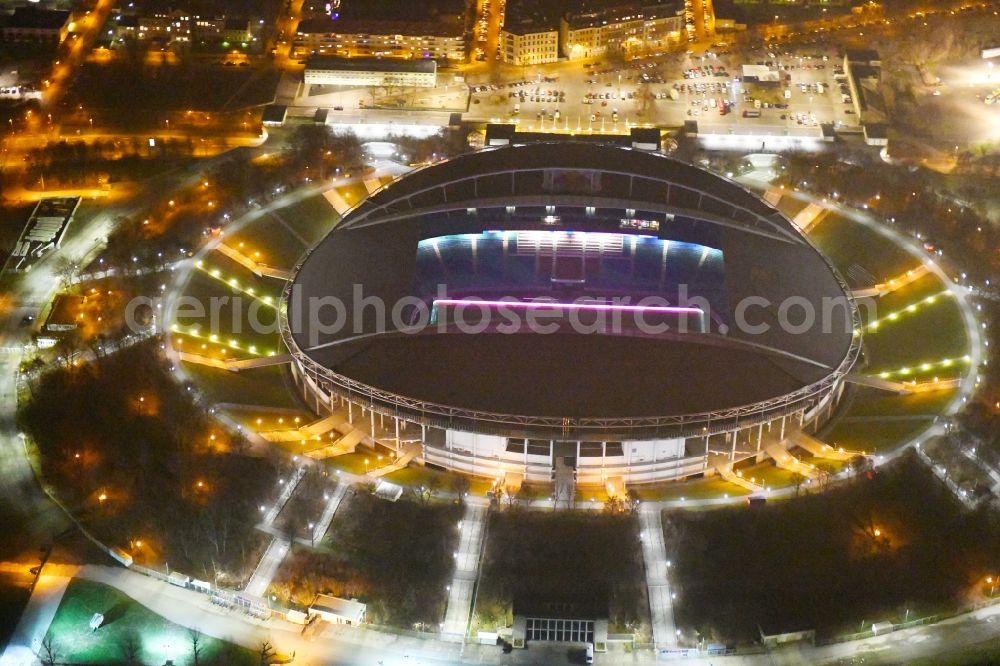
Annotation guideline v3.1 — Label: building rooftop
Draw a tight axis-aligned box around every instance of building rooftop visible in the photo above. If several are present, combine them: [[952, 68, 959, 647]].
[[310, 594, 366, 623], [6, 7, 71, 30], [845, 48, 880, 64], [503, 14, 560, 35], [502, 0, 562, 34], [261, 104, 287, 124], [306, 56, 437, 73], [297, 15, 464, 37], [564, 0, 681, 29], [336, 0, 465, 22]]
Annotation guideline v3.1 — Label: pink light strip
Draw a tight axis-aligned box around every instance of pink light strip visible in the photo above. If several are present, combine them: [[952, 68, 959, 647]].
[[432, 298, 703, 315]]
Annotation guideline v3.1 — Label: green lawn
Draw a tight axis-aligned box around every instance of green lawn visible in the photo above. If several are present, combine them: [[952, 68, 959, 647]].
[[223, 217, 311, 272], [862, 296, 969, 377], [180, 362, 302, 409], [871, 272, 950, 320], [222, 193, 338, 271], [738, 461, 801, 490], [324, 450, 393, 475], [275, 193, 341, 245], [174, 273, 282, 358], [821, 418, 933, 455], [44, 579, 256, 665], [841, 387, 959, 419], [808, 213, 918, 283], [382, 465, 495, 497], [199, 252, 285, 302], [632, 477, 751, 501]]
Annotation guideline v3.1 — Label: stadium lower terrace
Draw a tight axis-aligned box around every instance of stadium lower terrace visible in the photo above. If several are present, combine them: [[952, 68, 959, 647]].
[[281, 142, 861, 484]]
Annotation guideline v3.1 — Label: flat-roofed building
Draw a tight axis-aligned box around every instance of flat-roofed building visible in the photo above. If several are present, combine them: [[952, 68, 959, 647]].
[[305, 56, 437, 87], [294, 18, 466, 61], [293, 0, 468, 62], [1, 7, 70, 43], [309, 594, 366, 626], [844, 48, 887, 145]]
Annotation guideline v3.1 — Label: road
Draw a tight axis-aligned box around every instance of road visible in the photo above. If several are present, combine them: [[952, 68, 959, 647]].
[[41, 0, 116, 111]]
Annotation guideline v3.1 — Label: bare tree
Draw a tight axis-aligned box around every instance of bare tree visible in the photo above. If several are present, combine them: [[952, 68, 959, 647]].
[[257, 639, 276, 666], [790, 471, 807, 497], [118, 630, 143, 665], [189, 628, 204, 666], [39, 634, 58, 666], [52, 255, 80, 286], [451, 474, 470, 499]]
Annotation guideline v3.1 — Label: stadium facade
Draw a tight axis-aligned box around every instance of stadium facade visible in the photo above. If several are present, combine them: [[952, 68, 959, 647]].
[[281, 143, 861, 485]]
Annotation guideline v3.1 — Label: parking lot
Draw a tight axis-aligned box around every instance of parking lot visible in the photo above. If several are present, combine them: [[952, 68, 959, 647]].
[[465, 47, 860, 133]]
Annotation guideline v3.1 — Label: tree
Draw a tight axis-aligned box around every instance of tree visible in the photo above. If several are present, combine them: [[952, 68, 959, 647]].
[[634, 81, 655, 118], [451, 474, 470, 499], [790, 471, 807, 497], [625, 488, 641, 513], [425, 476, 442, 500], [189, 628, 204, 666], [849, 455, 873, 479], [39, 634, 58, 666], [286, 125, 362, 179], [118, 630, 143, 665], [52, 255, 80, 286], [257, 639, 276, 666]]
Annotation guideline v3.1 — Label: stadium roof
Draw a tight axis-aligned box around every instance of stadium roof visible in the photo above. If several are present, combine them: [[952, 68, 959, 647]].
[[286, 143, 856, 428]]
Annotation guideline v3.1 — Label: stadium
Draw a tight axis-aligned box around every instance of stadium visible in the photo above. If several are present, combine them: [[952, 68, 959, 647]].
[[280, 142, 862, 485]]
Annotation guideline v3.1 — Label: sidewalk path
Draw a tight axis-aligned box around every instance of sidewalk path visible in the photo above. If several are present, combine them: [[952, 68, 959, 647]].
[[0, 570, 76, 666], [640, 506, 677, 649], [441, 503, 487, 641]]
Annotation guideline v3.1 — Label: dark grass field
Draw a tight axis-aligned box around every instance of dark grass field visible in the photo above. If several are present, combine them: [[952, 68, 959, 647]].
[[664, 452, 1000, 643]]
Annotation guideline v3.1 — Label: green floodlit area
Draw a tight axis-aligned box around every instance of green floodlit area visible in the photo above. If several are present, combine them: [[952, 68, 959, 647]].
[[44, 580, 257, 665]]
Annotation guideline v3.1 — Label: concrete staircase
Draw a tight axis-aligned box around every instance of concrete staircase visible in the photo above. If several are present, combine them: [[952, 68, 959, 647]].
[[764, 442, 820, 479], [176, 351, 292, 372], [846, 374, 961, 395], [258, 411, 349, 443], [852, 265, 929, 299], [215, 242, 291, 280], [712, 460, 764, 493], [367, 443, 421, 478], [792, 202, 828, 233], [787, 430, 858, 461], [304, 430, 365, 459]]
